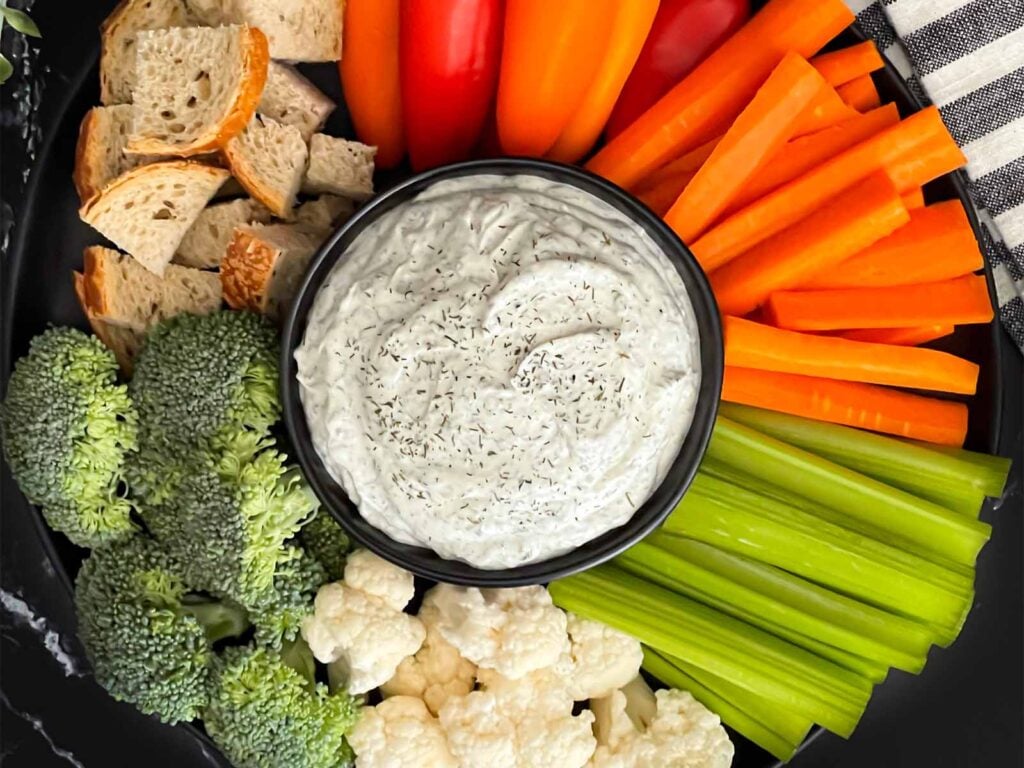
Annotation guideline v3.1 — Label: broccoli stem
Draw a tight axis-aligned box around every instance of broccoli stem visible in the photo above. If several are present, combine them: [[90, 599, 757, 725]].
[[180, 597, 250, 643]]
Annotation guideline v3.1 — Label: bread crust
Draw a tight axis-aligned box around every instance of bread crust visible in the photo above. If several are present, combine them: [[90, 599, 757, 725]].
[[221, 227, 277, 312], [73, 270, 141, 376], [126, 26, 270, 157], [73, 109, 102, 202]]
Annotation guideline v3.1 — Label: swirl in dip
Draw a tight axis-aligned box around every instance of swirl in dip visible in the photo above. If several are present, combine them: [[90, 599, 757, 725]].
[[295, 174, 701, 569]]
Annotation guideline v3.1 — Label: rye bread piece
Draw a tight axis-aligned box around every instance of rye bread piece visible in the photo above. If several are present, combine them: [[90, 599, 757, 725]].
[[174, 198, 274, 268], [222, 115, 308, 218], [302, 134, 376, 201], [259, 62, 336, 142], [74, 105, 140, 202], [73, 272, 144, 376]]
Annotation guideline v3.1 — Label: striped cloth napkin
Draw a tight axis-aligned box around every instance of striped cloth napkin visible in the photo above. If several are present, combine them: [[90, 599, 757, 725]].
[[848, 0, 1024, 354]]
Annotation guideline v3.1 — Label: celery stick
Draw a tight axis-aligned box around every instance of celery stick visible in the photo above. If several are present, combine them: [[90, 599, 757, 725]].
[[618, 539, 927, 672], [707, 418, 991, 565], [719, 404, 1003, 516], [551, 567, 871, 736], [642, 647, 807, 762], [665, 474, 973, 631], [701, 460, 976, 581], [910, 440, 1014, 498]]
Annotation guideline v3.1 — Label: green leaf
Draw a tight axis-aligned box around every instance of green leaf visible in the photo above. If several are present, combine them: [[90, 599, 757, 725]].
[[1, 7, 40, 37], [0, 54, 12, 84]]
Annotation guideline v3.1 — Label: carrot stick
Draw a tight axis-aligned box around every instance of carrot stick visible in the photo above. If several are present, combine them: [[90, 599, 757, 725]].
[[691, 107, 965, 268], [902, 187, 926, 210], [709, 172, 909, 314], [632, 137, 720, 192], [811, 41, 885, 87], [800, 201, 982, 289], [722, 366, 969, 446], [666, 52, 826, 243], [724, 316, 980, 394], [766, 275, 995, 331], [637, 171, 696, 216], [838, 325, 955, 346], [546, 0, 659, 163], [586, 0, 855, 189], [837, 74, 882, 112], [792, 82, 860, 136], [726, 104, 899, 214]]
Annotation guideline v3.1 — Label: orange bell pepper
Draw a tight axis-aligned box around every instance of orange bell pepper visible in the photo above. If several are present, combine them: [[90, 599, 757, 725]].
[[546, 0, 660, 164], [340, 0, 405, 169], [497, 0, 619, 157]]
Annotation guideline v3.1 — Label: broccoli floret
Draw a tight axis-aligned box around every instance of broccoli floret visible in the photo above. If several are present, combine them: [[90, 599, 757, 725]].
[[128, 311, 279, 504], [251, 545, 327, 650], [143, 430, 319, 609], [75, 537, 249, 723], [299, 513, 352, 581], [204, 642, 361, 768], [1, 327, 137, 547]]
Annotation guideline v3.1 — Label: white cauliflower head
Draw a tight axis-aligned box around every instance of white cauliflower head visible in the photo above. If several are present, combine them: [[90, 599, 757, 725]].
[[301, 582, 425, 694], [440, 668, 596, 768], [348, 695, 458, 768], [565, 613, 643, 700], [589, 687, 734, 768], [380, 602, 477, 715], [343, 549, 417, 612], [425, 584, 568, 679]]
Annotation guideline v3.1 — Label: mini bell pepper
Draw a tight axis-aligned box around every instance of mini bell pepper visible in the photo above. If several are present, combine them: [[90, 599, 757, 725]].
[[497, 0, 619, 158], [606, 0, 751, 140], [400, 0, 504, 171], [341, 0, 405, 169], [546, 0, 660, 164]]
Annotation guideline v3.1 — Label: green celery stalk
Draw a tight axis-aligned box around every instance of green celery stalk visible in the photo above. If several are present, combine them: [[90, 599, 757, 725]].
[[551, 566, 871, 736], [700, 459, 976, 581], [618, 539, 926, 674], [719, 404, 1008, 516], [665, 473, 973, 633], [910, 439, 1014, 498], [707, 418, 991, 565], [642, 647, 809, 762]]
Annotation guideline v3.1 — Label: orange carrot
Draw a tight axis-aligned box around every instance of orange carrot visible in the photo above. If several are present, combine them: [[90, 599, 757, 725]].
[[691, 107, 965, 268], [902, 187, 926, 210], [637, 171, 696, 216], [726, 104, 899, 213], [837, 74, 882, 111], [632, 137, 720, 192], [341, 0, 405, 168], [666, 52, 826, 243], [709, 172, 909, 314], [811, 41, 885, 87], [498, 0, 618, 157], [838, 325, 955, 346], [722, 366, 969, 445], [792, 81, 860, 136], [800, 201, 982, 289], [766, 274, 995, 331], [724, 315, 980, 394], [546, 0, 659, 163], [586, 0, 855, 189]]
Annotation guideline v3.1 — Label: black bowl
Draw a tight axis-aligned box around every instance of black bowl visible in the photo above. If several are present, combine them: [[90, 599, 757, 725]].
[[281, 158, 723, 586]]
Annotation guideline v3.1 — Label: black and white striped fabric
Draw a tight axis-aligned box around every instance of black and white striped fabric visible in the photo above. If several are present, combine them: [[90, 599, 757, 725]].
[[848, 0, 1024, 354]]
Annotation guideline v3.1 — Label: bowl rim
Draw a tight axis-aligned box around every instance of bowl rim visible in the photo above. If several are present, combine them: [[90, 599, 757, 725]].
[[281, 157, 724, 586]]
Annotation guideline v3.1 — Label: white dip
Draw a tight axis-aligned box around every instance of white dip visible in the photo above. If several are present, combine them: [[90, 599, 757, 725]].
[[296, 174, 701, 569]]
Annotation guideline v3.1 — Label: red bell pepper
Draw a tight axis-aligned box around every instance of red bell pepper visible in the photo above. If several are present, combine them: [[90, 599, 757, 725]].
[[400, 0, 503, 171], [605, 0, 751, 139]]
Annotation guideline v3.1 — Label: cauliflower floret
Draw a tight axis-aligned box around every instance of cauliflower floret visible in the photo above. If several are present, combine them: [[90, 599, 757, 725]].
[[349, 695, 458, 768], [301, 582, 425, 694], [343, 550, 416, 612], [425, 584, 568, 679], [440, 669, 596, 768], [381, 602, 477, 715], [565, 613, 643, 700], [589, 686, 734, 768]]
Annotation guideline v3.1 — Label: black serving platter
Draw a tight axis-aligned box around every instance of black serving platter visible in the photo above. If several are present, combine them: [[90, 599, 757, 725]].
[[0, 5, 1009, 767]]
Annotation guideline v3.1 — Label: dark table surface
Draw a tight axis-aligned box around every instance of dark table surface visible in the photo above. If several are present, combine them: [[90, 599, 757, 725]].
[[1, 2, 1022, 766]]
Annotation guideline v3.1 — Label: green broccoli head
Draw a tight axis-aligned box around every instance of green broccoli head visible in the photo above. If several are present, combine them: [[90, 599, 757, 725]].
[[251, 545, 327, 650], [1, 327, 137, 547], [128, 311, 279, 504], [75, 537, 249, 724], [299, 513, 352, 582], [142, 430, 320, 609], [205, 643, 361, 768]]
